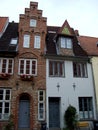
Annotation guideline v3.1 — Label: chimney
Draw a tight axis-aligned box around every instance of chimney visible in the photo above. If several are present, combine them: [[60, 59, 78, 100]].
[[75, 30, 79, 36]]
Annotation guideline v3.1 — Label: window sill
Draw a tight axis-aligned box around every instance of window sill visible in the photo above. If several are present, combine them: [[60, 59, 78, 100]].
[[20, 75, 34, 81], [0, 73, 11, 80]]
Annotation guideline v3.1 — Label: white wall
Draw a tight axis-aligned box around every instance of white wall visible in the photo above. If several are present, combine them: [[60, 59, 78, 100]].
[[46, 59, 96, 128]]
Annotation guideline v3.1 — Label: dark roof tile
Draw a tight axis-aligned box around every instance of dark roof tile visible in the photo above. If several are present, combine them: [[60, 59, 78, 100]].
[[0, 22, 18, 54]]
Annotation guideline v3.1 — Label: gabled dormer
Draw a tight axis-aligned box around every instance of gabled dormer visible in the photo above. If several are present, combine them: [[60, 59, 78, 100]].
[[18, 2, 47, 56], [56, 20, 74, 56]]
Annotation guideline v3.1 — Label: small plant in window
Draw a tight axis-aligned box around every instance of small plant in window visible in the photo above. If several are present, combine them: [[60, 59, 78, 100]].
[[0, 73, 11, 79], [20, 74, 33, 81]]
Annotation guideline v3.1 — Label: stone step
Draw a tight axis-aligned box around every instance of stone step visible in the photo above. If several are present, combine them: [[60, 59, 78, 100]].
[[18, 128, 30, 130], [49, 128, 61, 130]]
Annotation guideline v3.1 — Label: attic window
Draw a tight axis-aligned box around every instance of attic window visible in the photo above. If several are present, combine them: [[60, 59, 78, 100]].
[[10, 38, 17, 45], [30, 19, 37, 27], [60, 37, 72, 49]]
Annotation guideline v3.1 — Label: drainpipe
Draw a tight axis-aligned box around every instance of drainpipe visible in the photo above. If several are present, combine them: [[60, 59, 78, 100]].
[[90, 57, 98, 120]]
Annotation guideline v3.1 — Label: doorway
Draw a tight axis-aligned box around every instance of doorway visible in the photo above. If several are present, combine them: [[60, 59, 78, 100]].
[[18, 94, 30, 128], [49, 97, 60, 128]]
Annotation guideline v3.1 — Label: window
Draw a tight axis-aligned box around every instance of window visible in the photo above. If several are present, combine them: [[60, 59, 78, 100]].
[[23, 34, 30, 48], [78, 97, 93, 119], [60, 37, 72, 49], [34, 35, 41, 49], [10, 38, 18, 45], [49, 60, 64, 77], [30, 19, 37, 27], [0, 89, 11, 120], [38, 90, 45, 120], [19, 59, 37, 75], [0, 58, 14, 74], [73, 62, 87, 77]]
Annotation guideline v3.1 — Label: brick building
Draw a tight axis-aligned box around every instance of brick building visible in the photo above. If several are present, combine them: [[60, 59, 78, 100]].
[[0, 2, 47, 130], [0, 1, 97, 130]]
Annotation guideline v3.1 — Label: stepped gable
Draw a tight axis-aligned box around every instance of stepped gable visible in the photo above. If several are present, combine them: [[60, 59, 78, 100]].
[[0, 22, 18, 55], [78, 36, 98, 56]]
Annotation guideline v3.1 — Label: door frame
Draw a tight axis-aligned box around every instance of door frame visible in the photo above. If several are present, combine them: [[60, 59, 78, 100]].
[[49, 97, 61, 128], [18, 93, 30, 128]]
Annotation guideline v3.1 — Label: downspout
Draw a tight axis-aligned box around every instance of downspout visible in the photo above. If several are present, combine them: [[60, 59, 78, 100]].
[[90, 57, 98, 120]]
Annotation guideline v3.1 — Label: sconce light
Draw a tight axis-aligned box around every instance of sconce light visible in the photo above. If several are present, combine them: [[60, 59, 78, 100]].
[[57, 83, 60, 91], [73, 83, 76, 90], [16, 81, 19, 90]]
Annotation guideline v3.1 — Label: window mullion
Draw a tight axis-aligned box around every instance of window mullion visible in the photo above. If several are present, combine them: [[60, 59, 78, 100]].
[[6, 59, 9, 73], [30, 60, 32, 75], [24, 60, 26, 74]]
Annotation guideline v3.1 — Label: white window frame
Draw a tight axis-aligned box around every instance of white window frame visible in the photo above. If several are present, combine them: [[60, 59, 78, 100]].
[[0, 58, 14, 74], [34, 35, 41, 49], [38, 90, 45, 120], [18, 59, 37, 76], [30, 19, 37, 27], [0, 88, 11, 120], [78, 97, 93, 119], [60, 37, 72, 49], [10, 38, 18, 45], [23, 34, 30, 48]]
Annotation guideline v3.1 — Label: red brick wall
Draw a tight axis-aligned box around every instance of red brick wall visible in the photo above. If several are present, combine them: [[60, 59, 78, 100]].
[[0, 2, 47, 130]]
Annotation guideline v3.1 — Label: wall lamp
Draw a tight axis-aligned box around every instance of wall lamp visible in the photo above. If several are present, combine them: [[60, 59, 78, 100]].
[[73, 83, 76, 90]]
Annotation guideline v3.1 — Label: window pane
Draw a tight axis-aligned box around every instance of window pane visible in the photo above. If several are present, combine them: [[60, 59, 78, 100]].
[[32, 61, 36, 74], [59, 62, 64, 76], [78, 97, 93, 119], [26, 60, 30, 74], [73, 62, 87, 77], [39, 103, 44, 119], [34, 36, 41, 48], [54, 62, 58, 75], [49, 61, 64, 77], [5, 90, 10, 100], [30, 19, 36, 27], [39, 91, 43, 101], [0, 90, 3, 100], [49, 61, 53, 76], [2, 59, 7, 73], [61, 37, 65, 48], [0, 103, 2, 113], [20, 60, 24, 74], [23, 35, 30, 48], [8, 60, 13, 73], [4, 103, 9, 113], [66, 38, 72, 48]]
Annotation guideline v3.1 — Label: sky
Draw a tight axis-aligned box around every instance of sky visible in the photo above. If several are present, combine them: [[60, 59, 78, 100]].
[[0, 0, 98, 37]]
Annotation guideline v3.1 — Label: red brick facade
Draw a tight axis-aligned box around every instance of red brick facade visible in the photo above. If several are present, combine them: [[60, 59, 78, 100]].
[[0, 2, 47, 130]]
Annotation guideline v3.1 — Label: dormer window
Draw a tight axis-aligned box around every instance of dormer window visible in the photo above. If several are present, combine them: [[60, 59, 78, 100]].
[[60, 37, 72, 49], [30, 19, 37, 27], [10, 38, 18, 45]]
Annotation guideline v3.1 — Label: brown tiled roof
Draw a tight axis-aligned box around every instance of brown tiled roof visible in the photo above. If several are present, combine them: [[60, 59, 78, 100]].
[[78, 36, 98, 56], [0, 17, 8, 32]]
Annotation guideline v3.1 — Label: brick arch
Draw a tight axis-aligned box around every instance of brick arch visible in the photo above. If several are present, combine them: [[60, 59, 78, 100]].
[[15, 92, 33, 130], [18, 52, 38, 58]]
